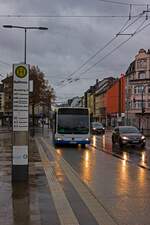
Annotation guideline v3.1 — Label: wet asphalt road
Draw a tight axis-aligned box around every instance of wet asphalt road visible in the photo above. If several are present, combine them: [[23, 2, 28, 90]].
[[52, 130, 150, 171], [91, 131, 150, 169], [1, 127, 150, 225], [45, 129, 150, 225]]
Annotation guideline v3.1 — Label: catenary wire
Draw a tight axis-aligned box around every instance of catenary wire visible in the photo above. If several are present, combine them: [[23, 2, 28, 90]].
[[58, 19, 130, 85], [60, 17, 148, 87], [0, 14, 145, 18], [58, 12, 144, 85], [116, 11, 145, 34], [96, 0, 148, 6], [77, 18, 147, 75]]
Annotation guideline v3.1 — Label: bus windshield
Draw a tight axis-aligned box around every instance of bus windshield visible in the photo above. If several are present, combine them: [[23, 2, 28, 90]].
[[58, 114, 89, 134]]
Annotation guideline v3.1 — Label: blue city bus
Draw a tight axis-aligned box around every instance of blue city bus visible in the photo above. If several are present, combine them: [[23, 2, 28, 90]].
[[53, 107, 90, 147]]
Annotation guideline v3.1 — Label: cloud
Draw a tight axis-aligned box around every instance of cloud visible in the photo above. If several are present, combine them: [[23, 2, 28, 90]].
[[0, 0, 149, 100]]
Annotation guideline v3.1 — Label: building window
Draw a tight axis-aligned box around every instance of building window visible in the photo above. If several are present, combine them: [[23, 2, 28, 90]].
[[134, 86, 144, 94], [129, 74, 134, 80], [148, 100, 150, 108], [133, 100, 145, 109], [137, 59, 147, 69], [138, 72, 146, 79]]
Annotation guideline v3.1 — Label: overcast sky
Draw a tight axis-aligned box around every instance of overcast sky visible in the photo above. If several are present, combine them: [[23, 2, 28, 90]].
[[0, 0, 150, 103]]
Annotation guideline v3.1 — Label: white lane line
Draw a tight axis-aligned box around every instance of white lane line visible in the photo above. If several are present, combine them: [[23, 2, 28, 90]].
[[35, 138, 80, 225], [42, 137, 118, 225]]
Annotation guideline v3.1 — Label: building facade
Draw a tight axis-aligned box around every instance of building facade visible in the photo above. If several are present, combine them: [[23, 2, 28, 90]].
[[126, 49, 150, 134], [1, 75, 13, 125], [105, 75, 125, 127], [94, 77, 116, 125], [0, 84, 4, 126]]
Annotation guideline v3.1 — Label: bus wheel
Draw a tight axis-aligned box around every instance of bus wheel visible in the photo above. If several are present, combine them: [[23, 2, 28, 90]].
[[54, 142, 59, 147]]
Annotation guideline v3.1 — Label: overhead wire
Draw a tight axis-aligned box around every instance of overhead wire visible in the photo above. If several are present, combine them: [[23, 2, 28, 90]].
[[59, 15, 148, 87], [0, 14, 145, 18], [134, 19, 150, 34], [96, 0, 148, 6], [58, 19, 130, 85], [133, 16, 147, 33], [58, 11, 144, 86], [77, 17, 148, 76], [116, 11, 145, 35]]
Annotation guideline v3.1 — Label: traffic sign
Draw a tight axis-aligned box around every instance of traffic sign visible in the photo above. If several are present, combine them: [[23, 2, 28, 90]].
[[12, 63, 29, 181], [15, 65, 27, 78]]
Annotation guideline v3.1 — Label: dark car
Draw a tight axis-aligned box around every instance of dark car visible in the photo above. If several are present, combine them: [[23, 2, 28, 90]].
[[91, 122, 105, 135], [112, 126, 146, 147]]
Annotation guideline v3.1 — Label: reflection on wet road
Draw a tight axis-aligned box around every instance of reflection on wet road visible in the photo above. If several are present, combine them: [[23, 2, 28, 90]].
[[91, 133, 150, 169], [1, 127, 150, 225], [53, 132, 150, 190], [55, 145, 97, 185]]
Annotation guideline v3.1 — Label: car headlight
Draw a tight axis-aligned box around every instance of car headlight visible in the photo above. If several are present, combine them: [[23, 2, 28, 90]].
[[93, 128, 96, 130], [85, 138, 89, 141], [141, 135, 145, 140], [56, 138, 62, 141], [122, 136, 129, 140]]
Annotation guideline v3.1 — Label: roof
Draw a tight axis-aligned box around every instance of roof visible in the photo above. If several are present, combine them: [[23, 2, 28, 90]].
[[94, 77, 116, 96], [125, 61, 135, 76]]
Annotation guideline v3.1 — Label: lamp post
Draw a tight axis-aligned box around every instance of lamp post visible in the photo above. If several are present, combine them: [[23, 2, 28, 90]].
[[3, 24, 48, 136], [3, 25, 48, 64], [3, 25, 48, 181]]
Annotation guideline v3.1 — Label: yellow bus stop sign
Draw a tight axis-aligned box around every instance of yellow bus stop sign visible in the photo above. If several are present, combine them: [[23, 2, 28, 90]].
[[15, 65, 27, 79]]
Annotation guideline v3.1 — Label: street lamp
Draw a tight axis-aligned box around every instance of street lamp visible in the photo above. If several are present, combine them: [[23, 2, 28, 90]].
[[3, 25, 48, 64]]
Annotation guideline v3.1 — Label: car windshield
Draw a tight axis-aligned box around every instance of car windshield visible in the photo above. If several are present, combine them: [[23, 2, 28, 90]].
[[119, 126, 139, 133], [92, 122, 103, 128]]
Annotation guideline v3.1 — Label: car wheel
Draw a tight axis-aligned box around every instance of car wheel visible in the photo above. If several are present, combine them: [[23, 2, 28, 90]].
[[112, 136, 115, 144], [119, 139, 124, 148], [54, 143, 59, 147], [141, 143, 146, 148]]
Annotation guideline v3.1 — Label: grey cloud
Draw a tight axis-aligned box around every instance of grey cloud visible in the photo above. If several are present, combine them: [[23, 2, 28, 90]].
[[0, 0, 150, 100]]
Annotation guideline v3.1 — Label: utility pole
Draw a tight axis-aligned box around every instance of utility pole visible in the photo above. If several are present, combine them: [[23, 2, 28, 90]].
[[141, 86, 146, 133]]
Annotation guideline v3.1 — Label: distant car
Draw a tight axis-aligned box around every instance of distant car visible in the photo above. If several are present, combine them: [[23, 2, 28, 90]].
[[91, 122, 105, 135], [112, 126, 146, 147]]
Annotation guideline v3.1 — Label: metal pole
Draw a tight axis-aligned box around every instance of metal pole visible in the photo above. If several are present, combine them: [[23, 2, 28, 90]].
[[141, 86, 145, 133], [141, 88, 143, 132], [24, 28, 27, 64]]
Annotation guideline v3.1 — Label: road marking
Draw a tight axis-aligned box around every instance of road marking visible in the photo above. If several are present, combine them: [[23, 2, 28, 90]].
[[41, 137, 118, 225], [35, 138, 80, 225]]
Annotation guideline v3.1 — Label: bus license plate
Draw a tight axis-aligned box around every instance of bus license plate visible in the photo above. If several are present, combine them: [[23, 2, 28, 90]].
[[70, 141, 76, 144]]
